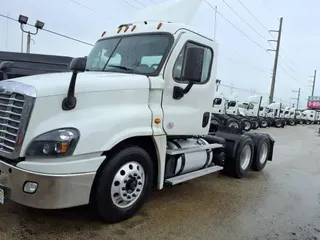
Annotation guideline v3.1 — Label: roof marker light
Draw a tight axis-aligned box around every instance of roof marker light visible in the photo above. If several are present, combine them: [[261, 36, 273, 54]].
[[117, 27, 122, 34], [131, 25, 137, 32], [124, 25, 129, 32], [157, 23, 163, 30], [101, 31, 106, 37]]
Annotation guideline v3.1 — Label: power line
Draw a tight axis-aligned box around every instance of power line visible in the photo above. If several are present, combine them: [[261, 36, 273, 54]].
[[204, 0, 265, 51], [221, 0, 268, 42], [236, 0, 270, 32], [122, 0, 141, 9], [68, 0, 113, 19], [268, 51, 303, 85], [226, 56, 270, 74], [0, 13, 94, 46], [131, 0, 146, 7], [236, 0, 296, 73]]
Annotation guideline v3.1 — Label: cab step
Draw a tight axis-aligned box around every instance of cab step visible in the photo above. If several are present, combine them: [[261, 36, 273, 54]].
[[166, 143, 223, 156], [165, 165, 223, 186]]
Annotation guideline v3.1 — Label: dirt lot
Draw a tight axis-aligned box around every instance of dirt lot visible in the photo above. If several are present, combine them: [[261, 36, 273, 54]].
[[1, 125, 320, 240]]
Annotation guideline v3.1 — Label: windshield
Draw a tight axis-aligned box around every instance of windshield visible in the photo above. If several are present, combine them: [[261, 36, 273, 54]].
[[285, 111, 289, 114], [86, 34, 172, 75]]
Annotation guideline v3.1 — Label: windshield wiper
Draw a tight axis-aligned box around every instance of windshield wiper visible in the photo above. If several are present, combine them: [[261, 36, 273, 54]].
[[106, 65, 134, 73]]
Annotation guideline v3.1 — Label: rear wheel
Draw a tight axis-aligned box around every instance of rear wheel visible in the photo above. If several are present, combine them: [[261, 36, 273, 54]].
[[251, 120, 259, 130], [289, 119, 295, 126], [92, 146, 154, 223], [224, 136, 254, 178], [274, 120, 282, 128], [211, 116, 221, 125], [243, 120, 252, 131], [260, 119, 268, 128], [226, 119, 240, 129], [251, 135, 270, 171]]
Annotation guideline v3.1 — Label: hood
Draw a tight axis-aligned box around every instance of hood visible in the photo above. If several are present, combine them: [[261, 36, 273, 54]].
[[8, 72, 150, 97]]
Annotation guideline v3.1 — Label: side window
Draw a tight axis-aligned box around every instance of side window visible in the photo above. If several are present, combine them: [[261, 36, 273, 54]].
[[213, 98, 222, 106], [173, 42, 213, 83]]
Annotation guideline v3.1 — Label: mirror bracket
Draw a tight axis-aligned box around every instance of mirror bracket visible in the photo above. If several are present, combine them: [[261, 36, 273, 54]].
[[173, 83, 194, 100]]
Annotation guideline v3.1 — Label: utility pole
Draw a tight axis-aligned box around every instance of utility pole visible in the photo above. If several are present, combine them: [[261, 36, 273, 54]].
[[309, 70, 317, 96], [26, 32, 31, 53], [267, 17, 283, 104], [291, 88, 300, 109]]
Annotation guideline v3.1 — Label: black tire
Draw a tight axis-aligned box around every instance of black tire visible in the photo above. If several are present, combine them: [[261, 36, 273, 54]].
[[242, 120, 252, 131], [92, 146, 154, 223], [306, 120, 311, 125], [260, 119, 268, 128], [251, 120, 259, 130], [224, 136, 254, 178], [226, 118, 240, 129], [211, 116, 221, 125], [289, 119, 295, 126], [274, 120, 282, 128], [250, 135, 270, 171]]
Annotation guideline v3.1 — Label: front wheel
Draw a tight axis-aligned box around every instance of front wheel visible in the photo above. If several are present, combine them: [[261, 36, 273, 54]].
[[260, 119, 268, 128], [92, 146, 154, 223]]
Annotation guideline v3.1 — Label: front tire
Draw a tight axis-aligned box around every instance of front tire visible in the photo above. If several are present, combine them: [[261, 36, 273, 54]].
[[92, 146, 154, 223]]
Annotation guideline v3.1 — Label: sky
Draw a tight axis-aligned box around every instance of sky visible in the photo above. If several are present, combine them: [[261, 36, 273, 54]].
[[0, 0, 319, 108]]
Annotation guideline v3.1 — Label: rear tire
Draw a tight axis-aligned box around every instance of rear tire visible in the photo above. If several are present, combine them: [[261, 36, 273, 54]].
[[226, 119, 240, 129], [211, 116, 221, 125], [260, 119, 268, 128], [224, 136, 254, 178], [274, 120, 282, 128], [242, 120, 252, 131], [92, 146, 154, 223], [251, 135, 270, 171], [251, 120, 259, 130]]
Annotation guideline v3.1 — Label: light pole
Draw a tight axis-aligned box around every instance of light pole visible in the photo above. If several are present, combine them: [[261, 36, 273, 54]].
[[18, 15, 44, 53]]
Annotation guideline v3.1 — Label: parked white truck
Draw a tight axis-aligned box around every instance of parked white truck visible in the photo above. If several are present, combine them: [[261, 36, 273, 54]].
[[301, 109, 316, 124], [0, 0, 274, 223]]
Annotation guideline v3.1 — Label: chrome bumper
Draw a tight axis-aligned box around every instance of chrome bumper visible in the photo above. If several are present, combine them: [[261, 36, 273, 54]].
[[0, 160, 96, 209]]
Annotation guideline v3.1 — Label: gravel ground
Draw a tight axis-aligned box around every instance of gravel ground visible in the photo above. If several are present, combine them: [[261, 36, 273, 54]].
[[1, 125, 320, 240]]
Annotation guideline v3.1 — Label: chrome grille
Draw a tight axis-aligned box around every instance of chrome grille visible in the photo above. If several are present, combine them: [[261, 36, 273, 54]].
[[0, 81, 36, 159], [0, 93, 25, 153]]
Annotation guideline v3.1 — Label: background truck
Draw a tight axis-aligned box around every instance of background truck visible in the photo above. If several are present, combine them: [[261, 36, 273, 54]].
[[238, 95, 269, 128], [0, 51, 73, 80], [301, 109, 316, 124], [266, 102, 285, 128], [0, 0, 274, 223], [211, 93, 248, 130]]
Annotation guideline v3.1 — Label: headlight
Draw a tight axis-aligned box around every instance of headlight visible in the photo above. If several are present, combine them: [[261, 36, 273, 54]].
[[26, 128, 80, 157]]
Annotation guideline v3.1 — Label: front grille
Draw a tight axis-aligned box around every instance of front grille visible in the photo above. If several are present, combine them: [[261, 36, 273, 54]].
[[0, 81, 36, 159], [0, 93, 25, 153]]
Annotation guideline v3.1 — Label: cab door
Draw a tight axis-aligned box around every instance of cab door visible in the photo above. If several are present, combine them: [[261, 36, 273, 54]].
[[161, 31, 217, 136]]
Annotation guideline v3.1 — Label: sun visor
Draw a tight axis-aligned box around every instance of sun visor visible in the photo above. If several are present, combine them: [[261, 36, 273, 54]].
[[131, 0, 203, 24]]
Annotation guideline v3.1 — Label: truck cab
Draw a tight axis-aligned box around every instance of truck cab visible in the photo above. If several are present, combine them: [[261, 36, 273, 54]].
[[266, 102, 285, 128], [0, 0, 275, 223], [302, 110, 316, 124]]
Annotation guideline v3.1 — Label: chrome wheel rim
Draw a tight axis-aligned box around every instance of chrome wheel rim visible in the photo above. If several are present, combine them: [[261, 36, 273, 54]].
[[259, 142, 268, 164], [111, 161, 145, 208], [244, 122, 250, 130], [240, 145, 251, 170]]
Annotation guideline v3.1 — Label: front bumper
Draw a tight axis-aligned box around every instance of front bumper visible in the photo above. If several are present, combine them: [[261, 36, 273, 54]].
[[0, 160, 95, 209]]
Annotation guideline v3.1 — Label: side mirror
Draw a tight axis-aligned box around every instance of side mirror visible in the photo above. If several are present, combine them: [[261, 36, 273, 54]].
[[69, 57, 86, 72], [0, 61, 14, 80], [183, 47, 204, 83]]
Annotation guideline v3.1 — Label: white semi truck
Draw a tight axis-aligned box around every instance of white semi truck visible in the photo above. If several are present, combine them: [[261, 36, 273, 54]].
[[0, 0, 274, 223], [301, 109, 316, 124]]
